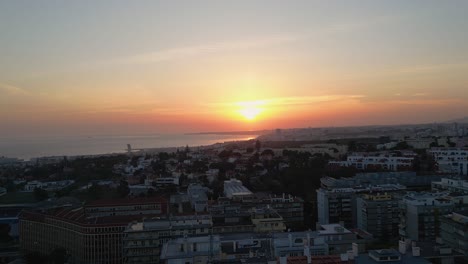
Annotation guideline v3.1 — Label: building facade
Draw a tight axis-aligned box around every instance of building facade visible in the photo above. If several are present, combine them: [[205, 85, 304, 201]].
[[356, 193, 400, 240]]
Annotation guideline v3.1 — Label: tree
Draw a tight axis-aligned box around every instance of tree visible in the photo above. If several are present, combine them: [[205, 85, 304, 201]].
[[255, 140, 261, 152], [25, 252, 47, 264], [116, 180, 130, 198], [393, 141, 411, 150], [347, 141, 357, 152], [49, 247, 67, 264], [34, 187, 49, 201], [0, 223, 12, 243], [261, 149, 274, 156]]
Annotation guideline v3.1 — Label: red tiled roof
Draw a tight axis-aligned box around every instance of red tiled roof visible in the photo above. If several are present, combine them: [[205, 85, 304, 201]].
[[86, 196, 167, 207], [20, 209, 165, 227]]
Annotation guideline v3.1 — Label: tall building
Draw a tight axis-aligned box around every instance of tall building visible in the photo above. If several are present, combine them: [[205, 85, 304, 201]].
[[356, 193, 400, 240], [19, 197, 168, 264], [440, 211, 468, 256], [399, 192, 458, 242], [317, 184, 406, 228]]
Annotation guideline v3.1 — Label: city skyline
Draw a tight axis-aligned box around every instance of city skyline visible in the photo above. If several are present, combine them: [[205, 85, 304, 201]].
[[1, 1, 468, 137]]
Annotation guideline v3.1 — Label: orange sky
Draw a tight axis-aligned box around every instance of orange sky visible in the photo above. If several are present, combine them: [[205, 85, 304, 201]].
[[1, 1, 468, 137]]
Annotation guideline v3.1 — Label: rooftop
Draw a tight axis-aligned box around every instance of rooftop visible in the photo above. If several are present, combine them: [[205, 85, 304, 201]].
[[86, 196, 167, 207]]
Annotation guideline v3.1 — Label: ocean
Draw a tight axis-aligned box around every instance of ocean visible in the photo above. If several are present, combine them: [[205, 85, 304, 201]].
[[0, 134, 257, 160]]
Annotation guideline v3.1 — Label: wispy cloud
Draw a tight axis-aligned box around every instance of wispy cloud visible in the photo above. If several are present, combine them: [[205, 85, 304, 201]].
[[106, 34, 299, 65], [0, 83, 30, 96], [396, 63, 468, 74], [210, 95, 366, 108]]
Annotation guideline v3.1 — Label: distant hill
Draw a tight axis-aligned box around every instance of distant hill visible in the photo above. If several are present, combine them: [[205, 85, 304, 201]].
[[444, 117, 468, 123]]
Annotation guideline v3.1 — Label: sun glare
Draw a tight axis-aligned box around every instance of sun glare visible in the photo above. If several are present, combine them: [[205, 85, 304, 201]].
[[237, 100, 265, 121]]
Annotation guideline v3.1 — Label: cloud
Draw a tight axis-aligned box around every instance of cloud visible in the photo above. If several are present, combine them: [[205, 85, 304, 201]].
[[0, 83, 30, 96], [107, 34, 299, 65], [210, 94, 366, 108]]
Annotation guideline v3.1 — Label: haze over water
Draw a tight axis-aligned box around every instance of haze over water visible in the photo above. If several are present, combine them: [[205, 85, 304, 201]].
[[0, 134, 256, 160]]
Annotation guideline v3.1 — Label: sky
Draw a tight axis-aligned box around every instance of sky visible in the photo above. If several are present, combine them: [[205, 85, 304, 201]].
[[1, 0, 468, 137]]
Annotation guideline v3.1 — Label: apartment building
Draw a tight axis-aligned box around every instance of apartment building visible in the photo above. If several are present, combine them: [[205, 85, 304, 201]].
[[328, 152, 414, 171], [19, 197, 168, 264], [399, 192, 459, 242], [432, 178, 468, 195], [356, 193, 400, 240], [440, 211, 468, 256], [160, 235, 221, 264], [317, 184, 406, 228], [85, 197, 168, 217], [429, 148, 468, 175], [123, 214, 212, 264]]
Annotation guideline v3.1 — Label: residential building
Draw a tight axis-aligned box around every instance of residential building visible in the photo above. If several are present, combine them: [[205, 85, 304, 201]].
[[19, 197, 168, 264], [356, 193, 400, 240], [187, 184, 209, 212], [399, 192, 459, 241], [440, 211, 468, 256], [432, 178, 468, 195], [317, 184, 406, 228], [429, 148, 468, 175], [123, 214, 212, 264], [250, 207, 286, 233], [85, 197, 168, 217], [260, 193, 304, 228], [328, 152, 414, 171], [160, 235, 221, 264], [321, 172, 441, 190]]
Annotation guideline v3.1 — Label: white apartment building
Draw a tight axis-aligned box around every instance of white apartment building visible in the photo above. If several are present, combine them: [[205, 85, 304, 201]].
[[329, 153, 414, 171], [429, 148, 468, 175]]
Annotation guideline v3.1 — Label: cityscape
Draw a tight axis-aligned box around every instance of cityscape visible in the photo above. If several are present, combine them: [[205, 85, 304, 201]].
[[1, 1, 468, 264]]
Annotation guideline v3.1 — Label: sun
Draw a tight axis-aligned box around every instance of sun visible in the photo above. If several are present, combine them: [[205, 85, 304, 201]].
[[236, 100, 265, 121], [239, 106, 262, 120]]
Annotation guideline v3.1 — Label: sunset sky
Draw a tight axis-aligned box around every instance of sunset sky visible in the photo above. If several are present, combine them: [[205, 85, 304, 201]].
[[1, 1, 468, 137]]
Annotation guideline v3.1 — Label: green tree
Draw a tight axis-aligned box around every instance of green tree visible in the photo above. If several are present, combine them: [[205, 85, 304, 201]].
[[116, 180, 130, 198], [0, 223, 12, 243], [255, 140, 261, 152], [34, 187, 49, 201], [49, 247, 67, 264]]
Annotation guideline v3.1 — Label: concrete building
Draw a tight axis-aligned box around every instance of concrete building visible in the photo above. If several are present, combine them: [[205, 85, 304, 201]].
[[429, 148, 468, 175], [123, 214, 212, 264], [260, 193, 304, 228], [160, 235, 221, 264], [223, 179, 254, 201], [355, 248, 431, 264], [399, 192, 458, 242], [440, 211, 468, 256], [187, 184, 209, 212], [317, 184, 406, 228], [85, 197, 168, 217], [356, 193, 400, 240], [329, 152, 414, 171], [321, 172, 441, 190], [250, 207, 286, 233], [23, 180, 75, 192], [19, 197, 168, 264], [432, 178, 468, 195]]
